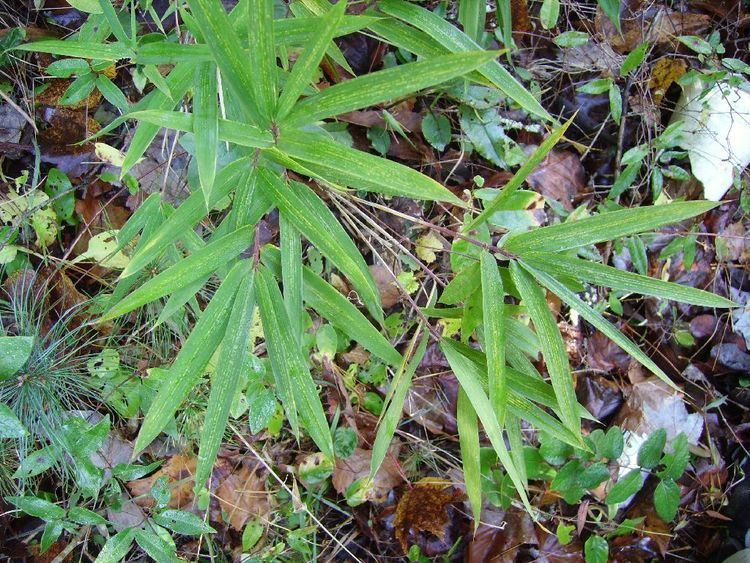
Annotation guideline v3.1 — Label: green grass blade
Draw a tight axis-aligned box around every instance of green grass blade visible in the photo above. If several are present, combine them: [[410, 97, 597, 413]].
[[193, 63, 219, 207], [480, 251, 507, 426], [97, 0, 130, 44], [196, 270, 255, 492], [506, 413, 527, 487], [509, 261, 581, 440], [441, 338, 534, 516], [378, 0, 551, 121], [256, 265, 334, 458], [457, 388, 482, 529], [187, 0, 263, 124], [370, 331, 427, 480], [523, 262, 683, 392], [521, 251, 734, 308], [277, 131, 461, 203], [280, 216, 303, 340], [258, 168, 382, 322], [247, 0, 276, 121], [276, 1, 345, 120], [120, 157, 251, 278], [283, 49, 498, 127], [132, 262, 246, 454], [503, 201, 721, 254], [102, 225, 253, 321], [261, 246, 402, 365]]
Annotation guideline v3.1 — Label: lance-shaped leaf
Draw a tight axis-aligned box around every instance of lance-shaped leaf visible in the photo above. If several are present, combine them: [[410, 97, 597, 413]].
[[481, 251, 507, 426], [187, 0, 263, 124], [193, 63, 219, 206], [258, 168, 382, 322], [124, 110, 273, 148], [122, 63, 195, 175], [256, 265, 334, 458], [378, 0, 551, 121], [441, 338, 534, 516], [262, 246, 401, 365], [521, 251, 734, 308], [103, 225, 253, 321], [282, 49, 499, 127], [370, 331, 427, 480], [523, 262, 684, 391], [457, 388, 481, 529], [280, 216, 303, 340], [276, 1, 345, 119], [510, 261, 581, 440], [15, 40, 133, 60], [120, 157, 250, 278], [503, 201, 720, 254], [248, 0, 276, 120], [196, 271, 255, 492], [133, 262, 246, 454], [277, 131, 460, 203], [464, 118, 572, 232]]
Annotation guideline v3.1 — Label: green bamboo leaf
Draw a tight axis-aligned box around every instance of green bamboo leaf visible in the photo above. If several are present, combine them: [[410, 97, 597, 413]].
[[443, 340, 583, 447], [95, 529, 136, 563], [196, 272, 255, 492], [256, 265, 334, 458], [283, 49, 499, 127], [522, 262, 682, 392], [95, 75, 129, 112], [247, 0, 276, 121], [480, 251, 507, 426], [458, 0, 485, 43], [123, 110, 273, 149], [378, 0, 551, 121], [15, 40, 133, 60], [464, 118, 572, 233], [122, 63, 195, 175], [276, 131, 460, 203], [457, 388, 482, 529], [280, 216, 303, 340], [103, 225, 253, 321], [510, 261, 580, 440], [97, 0, 130, 44], [193, 63, 219, 206], [133, 262, 246, 454], [276, 1, 345, 120], [261, 246, 402, 365], [503, 201, 721, 254], [120, 157, 250, 278], [441, 338, 534, 515], [506, 413, 527, 486], [187, 0, 263, 124], [258, 168, 382, 322], [370, 331, 427, 480], [521, 252, 733, 308], [133, 16, 380, 65]]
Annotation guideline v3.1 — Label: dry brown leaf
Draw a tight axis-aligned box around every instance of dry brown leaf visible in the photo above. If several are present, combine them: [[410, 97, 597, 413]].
[[128, 454, 197, 510], [370, 264, 402, 309], [649, 58, 688, 104], [527, 150, 586, 210], [597, 6, 710, 53], [394, 478, 464, 555], [332, 446, 402, 502], [215, 462, 269, 531]]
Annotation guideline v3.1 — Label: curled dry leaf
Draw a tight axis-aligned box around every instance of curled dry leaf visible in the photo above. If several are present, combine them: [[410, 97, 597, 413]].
[[332, 446, 402, 502], [214, 461, 269, 531], [526, 149, 586, 210], [370, 264, 402, 309], [465, 508, 538, 562], [394, 477, 465, 556]]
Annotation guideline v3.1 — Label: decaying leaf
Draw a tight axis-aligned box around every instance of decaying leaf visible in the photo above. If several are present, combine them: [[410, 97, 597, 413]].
[[394, 477, 465, 555], [416, 232, 443, 264], [648, 58, 687, 104], [214, 462, 269, 531], [332, 446, 401, 502], [128, 454, 197, 510], [527, 149, 586, 210]]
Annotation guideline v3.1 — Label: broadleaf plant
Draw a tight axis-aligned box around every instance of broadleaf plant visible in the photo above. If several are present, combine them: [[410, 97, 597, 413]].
[[16, 0, 734, 524]]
